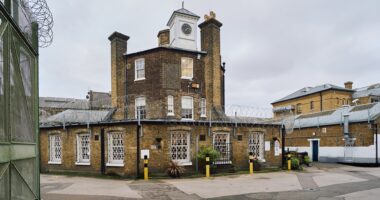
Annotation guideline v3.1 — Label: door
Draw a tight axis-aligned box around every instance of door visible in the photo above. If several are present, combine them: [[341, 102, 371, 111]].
[[312, 140, 319, 162], [213, 133, 231, 164]]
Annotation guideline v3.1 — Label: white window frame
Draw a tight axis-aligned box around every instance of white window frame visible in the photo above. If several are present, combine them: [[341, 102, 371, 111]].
[[248, 132, 265, 161], [213, 133, 231, 164], [170, 132, 192, 166], [107, 132, 124, 167], [181, 96, 193, 120], [181, 57, 193, 79], [167, 95, 174, 116], [134, 58, 145, 81], [75, 133, 91, 165], [200, 98, 206, 118], [48, 134, 62, 164], [135, 96, 146, 119]]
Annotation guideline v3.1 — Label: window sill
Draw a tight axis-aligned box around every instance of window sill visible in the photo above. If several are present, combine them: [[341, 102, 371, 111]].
[[176, 161, 192, 166], [214, 161, 232, 165], [134, 78, 146, 81], [181, 76, 193, 80], [48, 161, 62, 165], [167, 113, 175, 116], [106, 163, 124, 167], [200, 115, 207, 118], [181, 118, 194, 121], [75, 162, 90, 166]]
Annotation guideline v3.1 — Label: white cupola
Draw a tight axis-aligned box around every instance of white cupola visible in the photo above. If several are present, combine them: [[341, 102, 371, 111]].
[[166, 5, 200, 51]]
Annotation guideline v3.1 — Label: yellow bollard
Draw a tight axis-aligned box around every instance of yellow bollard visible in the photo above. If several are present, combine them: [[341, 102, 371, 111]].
[[144, 155, 148, 180], [287, 154, 291, 171], [249, 152, 254, 174], [205, 154, 210, 178]]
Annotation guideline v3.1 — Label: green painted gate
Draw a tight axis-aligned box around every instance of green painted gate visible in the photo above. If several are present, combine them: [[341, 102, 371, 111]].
[[0, 0, 39, 199]]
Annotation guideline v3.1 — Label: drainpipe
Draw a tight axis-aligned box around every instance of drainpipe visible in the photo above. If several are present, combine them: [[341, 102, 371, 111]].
[[136, 115, 141, 178], [100, 128, 105, 175], [281, 126, 286, 168], [343, 114, 349, 136]]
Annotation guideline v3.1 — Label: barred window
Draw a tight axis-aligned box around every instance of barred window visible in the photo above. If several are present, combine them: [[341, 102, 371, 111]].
[[49, 135, 62, 164], [135, 96, 146, 119], [170, 132, 191, 164], [200, 98, 206, 117], [135, 58, 145, 80], [168, 95, 174, 116], [181, 96, 193, 120], [248, 132, 265, 160], [107, 133, 124, 166], [181, 57, 193, 79], [213, 133, 231, 163], [76, 133, 90, 164]]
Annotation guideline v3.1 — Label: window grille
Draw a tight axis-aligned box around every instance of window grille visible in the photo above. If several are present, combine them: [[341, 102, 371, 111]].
[[108, 133, 124, 165], [170, 132, 190, 164], [77, 133, 90, 164], [213, 133, 231, 164], [248, 132, 265, 160], [49, 135, 62, 163], [135, 58, 145, 80], [135, 97, 146, 119], [181, 96, 193, 120], [181, 57, 193, 79], [167, 95, 174, 116], [200, 98, 206, 117]]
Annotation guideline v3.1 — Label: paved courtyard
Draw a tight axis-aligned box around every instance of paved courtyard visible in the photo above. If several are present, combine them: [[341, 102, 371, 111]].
[[41, 163, 380, 200]]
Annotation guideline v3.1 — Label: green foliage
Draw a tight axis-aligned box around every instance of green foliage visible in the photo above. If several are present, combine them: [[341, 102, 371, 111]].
[[166, 161, 185, 178], [197, 146, 220, 163], [291, 157, 302, 170], [304, 156, 312, 165], [253, 159, 262, 171]]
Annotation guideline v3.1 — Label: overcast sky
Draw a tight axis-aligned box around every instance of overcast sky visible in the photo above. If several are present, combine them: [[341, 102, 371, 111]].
[[39, 0, 380, 108]]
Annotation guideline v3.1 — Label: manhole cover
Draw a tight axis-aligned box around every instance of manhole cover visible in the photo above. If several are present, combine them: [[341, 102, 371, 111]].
[[304, 188, 319, 191]]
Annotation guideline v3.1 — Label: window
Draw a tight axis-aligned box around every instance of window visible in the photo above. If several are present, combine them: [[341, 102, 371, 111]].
[[200, 98, 206, 117], [107, 132, 124, 166], [181, 96, 193, 120], [48, 135, 62, 164], [76, 133, 90, 165], [135, 97, 146, 119], [213, 133, 231, 164], [135, 58, 145, 80], [181, 57, 193, 79], [167, 95, 174, 116], [310, 101, 314, 110], [342, 98, 346, 105], [170, 132, 191, 165], [296, 103, 302, 114], [248, 132, 265, 160]]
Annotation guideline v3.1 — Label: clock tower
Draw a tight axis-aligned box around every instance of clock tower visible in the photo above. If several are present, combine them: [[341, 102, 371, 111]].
[[167, 5, 200, 51]]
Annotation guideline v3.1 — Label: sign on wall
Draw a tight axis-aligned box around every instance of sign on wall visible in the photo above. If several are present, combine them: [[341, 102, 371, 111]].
[[265, 141, 271, 151]]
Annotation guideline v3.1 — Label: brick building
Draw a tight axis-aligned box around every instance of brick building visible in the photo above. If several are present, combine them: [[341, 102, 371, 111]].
[[272, 82, 380, 118], [39, 7, 283, 177]]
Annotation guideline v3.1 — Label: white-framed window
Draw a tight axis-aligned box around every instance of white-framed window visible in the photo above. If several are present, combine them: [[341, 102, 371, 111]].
[[135, 96, 146, 119], [48, 135, 62, 164], [181, 96, 193, 120], [107, 132, 124, 167], [76, 133, 90, 165], [135, 58, 145, 81], [213, 133, 231, 164], [167, 95, 174, 116], [181, 57, 193, 79], [248, 132, 265, 161], [200, 98, 206, 118], [170, 131, 191, 165]]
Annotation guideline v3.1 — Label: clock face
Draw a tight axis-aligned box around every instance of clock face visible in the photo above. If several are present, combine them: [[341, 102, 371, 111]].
[[181, 23, 192, 35]]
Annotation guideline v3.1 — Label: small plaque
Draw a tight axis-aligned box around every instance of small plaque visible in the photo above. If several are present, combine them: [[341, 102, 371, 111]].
[[265, 141, 271, 151], [141, 149, 150, 159]]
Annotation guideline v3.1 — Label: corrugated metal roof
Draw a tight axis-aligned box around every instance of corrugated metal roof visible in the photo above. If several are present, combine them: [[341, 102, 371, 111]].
[[272, 84, 353, 104], [353, 83, 380, 99], [41, 109, 113, 125], [293, 103, 380, 128]]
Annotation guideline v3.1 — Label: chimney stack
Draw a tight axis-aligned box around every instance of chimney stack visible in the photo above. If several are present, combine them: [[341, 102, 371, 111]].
[[157, 29, 170, 47], [344, 81, 353, 89], [108, 32, 129, 119], [199, 11, 224, 112]]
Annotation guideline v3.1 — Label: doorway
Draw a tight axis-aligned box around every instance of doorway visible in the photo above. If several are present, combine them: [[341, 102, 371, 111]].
[[312, 140, 319, 162]]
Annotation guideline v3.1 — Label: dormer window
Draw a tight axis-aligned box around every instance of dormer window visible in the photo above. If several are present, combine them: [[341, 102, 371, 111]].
[[135, 58, 145, 81], [181, 57, 193, 79]]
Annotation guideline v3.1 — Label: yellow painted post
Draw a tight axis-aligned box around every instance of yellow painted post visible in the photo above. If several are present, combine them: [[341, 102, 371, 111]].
[[249, 152, 254, 174], [287, 154, 291, 171], [144, 155, 148, 180], [205, 153, 210, 178]]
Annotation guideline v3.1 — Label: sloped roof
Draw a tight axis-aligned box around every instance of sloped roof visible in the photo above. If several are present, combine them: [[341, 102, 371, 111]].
[[353, 83, 380, 99], [167, 8, 200, 26], [293, 103, 380, 129], [41, 109, 113, 126], [39, 97, 89, 110], [272, 84, 353, 104]]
